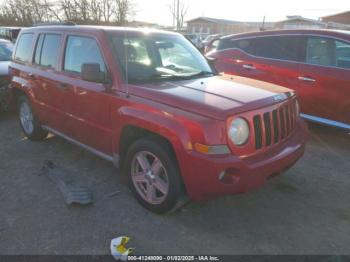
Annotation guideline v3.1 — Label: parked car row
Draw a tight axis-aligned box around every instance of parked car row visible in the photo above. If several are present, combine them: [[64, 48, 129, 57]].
[[206, 29, 350, 130], [183, 33, 206, 49], [8, 25, 308, 213], [0, 39, 14, 111], [0, 27, 22, 42], [183, 33, 225, 52]]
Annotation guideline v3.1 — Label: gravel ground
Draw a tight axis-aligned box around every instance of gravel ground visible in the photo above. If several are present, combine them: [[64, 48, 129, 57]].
[[0, 112, 349, 255]]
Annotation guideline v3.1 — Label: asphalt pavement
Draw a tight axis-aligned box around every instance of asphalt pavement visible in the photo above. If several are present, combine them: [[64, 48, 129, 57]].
[[0, 113, 349, 255]]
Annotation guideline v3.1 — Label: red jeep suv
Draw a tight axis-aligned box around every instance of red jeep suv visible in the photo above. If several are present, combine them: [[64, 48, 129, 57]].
[[10, 25, 307, 213], [207, 29, 350, 130]]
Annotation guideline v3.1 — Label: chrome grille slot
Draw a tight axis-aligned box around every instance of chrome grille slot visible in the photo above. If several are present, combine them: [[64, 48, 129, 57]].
[[291, 102, 296, 130], [253, 115, 263, 149], [286, 105, 291, 136], [272, 110, 279, 144], [263, 112, 272, 146], [279, 107, 286, 139]]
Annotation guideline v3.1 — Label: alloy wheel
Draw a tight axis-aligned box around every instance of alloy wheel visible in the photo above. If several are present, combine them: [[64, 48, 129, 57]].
[[20, 101, 34, 135], [131, 151, 170, 205]]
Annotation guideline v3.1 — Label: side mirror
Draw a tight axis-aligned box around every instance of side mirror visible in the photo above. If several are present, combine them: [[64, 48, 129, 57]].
[[81, 63, 107, 83]]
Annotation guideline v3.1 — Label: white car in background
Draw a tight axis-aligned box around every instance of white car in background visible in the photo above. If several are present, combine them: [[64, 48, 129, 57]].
[[183, 33, 205, 49]]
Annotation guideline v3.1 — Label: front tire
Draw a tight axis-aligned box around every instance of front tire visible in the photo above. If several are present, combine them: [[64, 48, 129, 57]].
[[18, 96, 48, 141], [124, 137, 186, 214]]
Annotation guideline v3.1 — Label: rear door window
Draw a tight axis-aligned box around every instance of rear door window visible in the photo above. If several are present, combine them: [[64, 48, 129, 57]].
[[14, 33, 35, 63], [218, 38, 255, 54], [34, 34, 44, 65], [64, 36, 106, 74], [34, 34, 61, 68], [255, 36, 300, 61]]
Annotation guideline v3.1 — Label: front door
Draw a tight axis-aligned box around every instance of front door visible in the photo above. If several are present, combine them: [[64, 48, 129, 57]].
[[59, 35, 114, 155], [212, 35, 302, 93]]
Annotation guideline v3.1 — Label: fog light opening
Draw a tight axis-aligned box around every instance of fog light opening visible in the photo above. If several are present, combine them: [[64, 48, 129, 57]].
[[219, 168, 240, 185]]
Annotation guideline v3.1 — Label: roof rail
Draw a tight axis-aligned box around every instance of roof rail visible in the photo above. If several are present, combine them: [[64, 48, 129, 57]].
[[32, 21, 76, 27]]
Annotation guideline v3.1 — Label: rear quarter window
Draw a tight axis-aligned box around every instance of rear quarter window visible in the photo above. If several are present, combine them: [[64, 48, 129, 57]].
[[14, 33, 35, 63], [305, 36, 350, 69], [336, 41, 350, 69]]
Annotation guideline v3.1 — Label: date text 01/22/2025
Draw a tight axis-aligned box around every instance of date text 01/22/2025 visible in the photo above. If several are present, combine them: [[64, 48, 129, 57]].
[[128, 256, 220, 261]]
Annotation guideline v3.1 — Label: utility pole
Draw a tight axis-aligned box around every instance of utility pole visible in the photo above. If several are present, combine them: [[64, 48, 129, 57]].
[[176, 0, 180, 31], [261, 16, 266, 31], [173, 0, 176, 28]]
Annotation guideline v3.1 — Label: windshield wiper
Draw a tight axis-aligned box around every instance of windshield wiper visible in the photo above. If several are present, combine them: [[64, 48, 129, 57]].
[[128, 71, 215, 84], [186, 71, 215, 78], [155, 71, 215, 80]]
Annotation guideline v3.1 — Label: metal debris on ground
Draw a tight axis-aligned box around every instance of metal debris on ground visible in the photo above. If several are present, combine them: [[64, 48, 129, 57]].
[[110, 236, 135, 261], [41, 160, 93, 206], [107, 191, 121, 198]]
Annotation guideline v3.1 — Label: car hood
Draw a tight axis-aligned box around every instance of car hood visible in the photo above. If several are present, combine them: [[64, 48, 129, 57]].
[[0, 61, 10, 76], [128, 75, 295, 120]]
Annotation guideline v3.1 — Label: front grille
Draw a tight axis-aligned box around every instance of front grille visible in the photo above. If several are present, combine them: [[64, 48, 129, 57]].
[[252, 99, 298, 150]]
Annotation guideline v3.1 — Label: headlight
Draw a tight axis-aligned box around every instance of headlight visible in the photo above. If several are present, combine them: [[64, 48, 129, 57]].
[[228, 118, 250, 146]]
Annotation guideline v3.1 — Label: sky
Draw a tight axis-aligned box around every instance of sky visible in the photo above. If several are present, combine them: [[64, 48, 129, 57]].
[[133, 0, 350, 26]]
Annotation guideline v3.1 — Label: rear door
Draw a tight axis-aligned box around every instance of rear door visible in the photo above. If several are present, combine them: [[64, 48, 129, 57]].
[[298, 35, 350, 125], [30, 32, 67, 131], [11, 32, 67, 130]]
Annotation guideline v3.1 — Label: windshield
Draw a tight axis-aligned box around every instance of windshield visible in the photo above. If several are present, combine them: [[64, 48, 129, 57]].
[[0, 42, 13, 61], [109, 32, 213, 83]]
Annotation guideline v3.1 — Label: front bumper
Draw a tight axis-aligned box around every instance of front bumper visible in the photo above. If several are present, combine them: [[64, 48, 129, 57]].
[[180, 122, 308, 201]]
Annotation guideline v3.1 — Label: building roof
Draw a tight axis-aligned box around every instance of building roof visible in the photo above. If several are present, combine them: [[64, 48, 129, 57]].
[[186, 17, 275, 29], [276, 16, 326, 25], [186, 17, 240, 25], [128, 20, 159, 27], [244, 21, 275, 27], [321, 10, 350, 19]]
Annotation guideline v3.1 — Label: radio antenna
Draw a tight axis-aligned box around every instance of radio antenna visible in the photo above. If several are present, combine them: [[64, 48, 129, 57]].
[[124, 31, 130, 98]]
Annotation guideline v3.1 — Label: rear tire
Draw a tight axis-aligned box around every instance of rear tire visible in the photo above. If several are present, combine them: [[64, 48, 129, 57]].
[[124, 137, 187, 214], [18, 96, 48, 141]]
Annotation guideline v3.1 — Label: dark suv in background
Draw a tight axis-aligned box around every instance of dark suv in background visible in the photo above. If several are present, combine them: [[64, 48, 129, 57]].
[[207, 30, 350, 130], [0, 39, 14, 111]]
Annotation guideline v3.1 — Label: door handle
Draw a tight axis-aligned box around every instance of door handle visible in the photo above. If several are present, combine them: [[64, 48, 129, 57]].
[[27, 72, 35, 79], [243, 64, 256, 70], [298, 76, 316, 82], [57, 83, 70, 91]]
